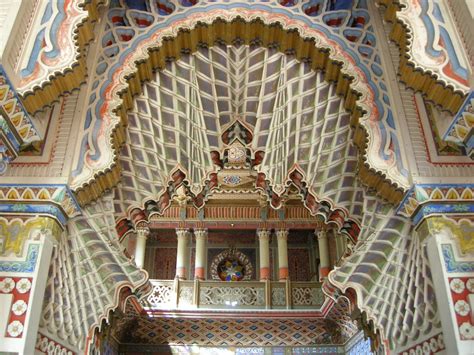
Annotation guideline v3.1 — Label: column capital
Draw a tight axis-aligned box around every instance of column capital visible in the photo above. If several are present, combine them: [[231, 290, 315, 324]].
[[257, 229, 271, 241], [316, 229, 327, 240], [135, 224, 150, 238], [276, 229, 289, 240], [194, 229, 208, 240], [176, 228, 191, 239]]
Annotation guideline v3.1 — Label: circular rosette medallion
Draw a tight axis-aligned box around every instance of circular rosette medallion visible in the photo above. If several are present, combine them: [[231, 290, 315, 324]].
[[218, 258, 245, 281], [210, 249, 253, 281]]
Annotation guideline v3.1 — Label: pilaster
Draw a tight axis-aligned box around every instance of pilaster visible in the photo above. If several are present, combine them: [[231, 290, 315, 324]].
[[0, 216, 62, 354]]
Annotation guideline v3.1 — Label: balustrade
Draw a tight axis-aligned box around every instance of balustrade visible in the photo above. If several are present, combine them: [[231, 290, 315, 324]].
[[145, 279, 324, 311]]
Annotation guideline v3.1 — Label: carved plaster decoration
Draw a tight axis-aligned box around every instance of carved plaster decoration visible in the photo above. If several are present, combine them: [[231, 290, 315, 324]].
[[381, 0, 471, 113], [71, 3, 410, 206]]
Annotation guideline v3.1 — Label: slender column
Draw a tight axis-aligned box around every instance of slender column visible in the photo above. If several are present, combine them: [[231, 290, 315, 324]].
[[134, 226, 149, 269], [194, 229, 208, 280], [317, 229, 330, 279], [176, 228, 191, 279], [276, 229, 289, 281], [258, 229, 271, 280]]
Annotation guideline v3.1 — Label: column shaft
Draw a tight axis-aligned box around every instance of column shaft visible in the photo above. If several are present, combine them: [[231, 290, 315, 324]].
[[317, 230, 330, 278], [258, 230, 271, 280], [134, 227, 149, 269], [277, 229, 289, 281], [194, 229, 208, 280], [176, 229, 191, 279]]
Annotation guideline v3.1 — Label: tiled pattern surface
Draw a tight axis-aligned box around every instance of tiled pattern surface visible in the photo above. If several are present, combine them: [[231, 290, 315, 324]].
[[112, 299, 358, 347]]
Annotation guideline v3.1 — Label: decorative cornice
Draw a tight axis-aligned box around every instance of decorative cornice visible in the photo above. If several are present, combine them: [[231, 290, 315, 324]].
[[72, 10, 409, 206], [397, 184, 474, 225], [378, 0, 470, 114], [0, 184, 81, 227]]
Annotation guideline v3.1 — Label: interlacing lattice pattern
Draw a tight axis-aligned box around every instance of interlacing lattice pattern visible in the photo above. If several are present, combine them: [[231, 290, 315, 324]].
[[329, 201, 440, 350], [200, 285, 265, 307], [114, 45, 365, 220], [292, 285, 325, 307], [39, 193, 148, 351]]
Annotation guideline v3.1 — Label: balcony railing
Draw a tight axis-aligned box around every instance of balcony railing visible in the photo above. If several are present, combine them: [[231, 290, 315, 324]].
[[144, 279, 325, 311]]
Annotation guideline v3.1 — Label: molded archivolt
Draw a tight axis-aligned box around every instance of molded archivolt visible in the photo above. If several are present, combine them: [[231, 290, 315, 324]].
[[14, 0, 104, 114], [378, 0, 471, 113], [70, 5, 411, 207]]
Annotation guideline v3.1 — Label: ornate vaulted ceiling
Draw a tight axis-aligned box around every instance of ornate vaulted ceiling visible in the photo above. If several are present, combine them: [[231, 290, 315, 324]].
[[113, 45, 366, 222]]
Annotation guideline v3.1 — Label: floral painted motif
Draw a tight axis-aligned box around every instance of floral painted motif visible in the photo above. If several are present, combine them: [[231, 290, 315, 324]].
[[454, 300, 470, 317], [35, 333, 76, 355], [459, 322, 474, 340], [0, 277, 15, 293], [11, 300, 27, 316], [16, 278, 32, 293], [448, 277, 474, 341], [0, 277, 33, 338], [450, 278, 465, 294], [401, 333, 445, 355], [466, 278, 474, 293], [7, 320, 24, 337]]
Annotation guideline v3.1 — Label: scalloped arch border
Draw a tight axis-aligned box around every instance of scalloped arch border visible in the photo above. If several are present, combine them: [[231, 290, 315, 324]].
[[377, 0, 468, 113], [70, 8, 409, 206]]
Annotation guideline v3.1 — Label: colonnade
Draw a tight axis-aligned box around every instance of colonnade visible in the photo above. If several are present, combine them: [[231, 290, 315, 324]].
[[133, 228, 332, 281]]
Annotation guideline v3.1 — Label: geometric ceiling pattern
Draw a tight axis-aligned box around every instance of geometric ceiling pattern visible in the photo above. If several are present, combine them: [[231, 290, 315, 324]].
[[329, 198, 441, 350], [113, 45, 366, 222], [71, 0, 411, 204], [110, 297, 359, 347], [39, 193, 148, 352]]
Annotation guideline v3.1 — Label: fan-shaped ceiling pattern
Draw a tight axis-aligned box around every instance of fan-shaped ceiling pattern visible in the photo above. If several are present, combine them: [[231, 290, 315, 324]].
[[113, 44, 365, 220]]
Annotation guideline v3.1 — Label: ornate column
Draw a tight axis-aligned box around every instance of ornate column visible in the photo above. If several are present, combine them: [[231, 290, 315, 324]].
[[276, 229, 289, 281], [257, 229, 271, 280], [176, 229, 191, 279], [133, 225, 150, 269], [194, 229, 208, 280], [317, 229, 330, 279]]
